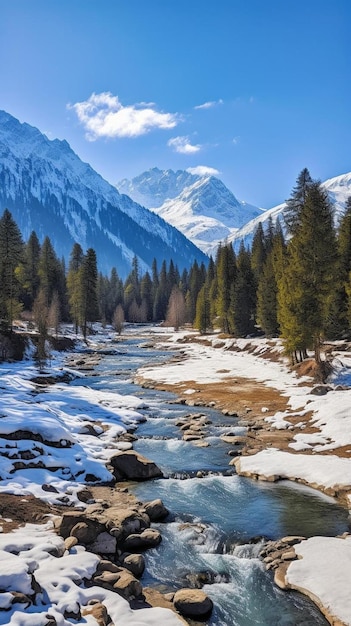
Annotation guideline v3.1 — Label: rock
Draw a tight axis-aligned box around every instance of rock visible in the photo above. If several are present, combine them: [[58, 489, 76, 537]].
[[70, 522, 95, 543], [109, 451, 163, 481], [90, 532, 117, 555], [103, 508, 150, 537], [173, 588, 213, 618], [123, 528, 162, 551], [310, 385, 333, 395], [11, 592, 31, 607], [63, 604, 81, 620], [64, 536, 78, 551], [122, 553, 145, 577], [113, 570, 143, 599], [95, 560, 121, 575], [144, 499, 169, 521], [82, 602, 110, 626], [274, 563, 289, 589], [94, 570, 121, 588], [182, 433, 203, 442], [69, 519, 105, 544], [220, 435, 246, 445], [42, 484, 59, 493], [76, 488, 94, 503], [44, 615, 57, 626]]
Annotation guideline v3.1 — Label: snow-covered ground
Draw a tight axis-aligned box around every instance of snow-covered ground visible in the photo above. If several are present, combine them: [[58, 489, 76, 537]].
[[0, 331, 185, 625]]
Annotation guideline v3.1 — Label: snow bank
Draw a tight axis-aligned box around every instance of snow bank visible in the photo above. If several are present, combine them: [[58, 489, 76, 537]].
[[287, 536, 351, 626], [236, 449, 351, 494]]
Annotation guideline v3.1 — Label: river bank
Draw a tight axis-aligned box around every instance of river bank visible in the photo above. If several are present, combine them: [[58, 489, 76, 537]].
[[135, 327, 351, 626]]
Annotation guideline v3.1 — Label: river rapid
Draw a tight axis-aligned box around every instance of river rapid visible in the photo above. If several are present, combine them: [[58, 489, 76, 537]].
[[71, 330, 350, 626]]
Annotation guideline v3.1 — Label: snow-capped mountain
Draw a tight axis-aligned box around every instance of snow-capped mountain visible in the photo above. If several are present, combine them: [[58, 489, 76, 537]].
[[117, 168, 263, 255], [0, 111, 206, 276], [229, 171, 351, 250]]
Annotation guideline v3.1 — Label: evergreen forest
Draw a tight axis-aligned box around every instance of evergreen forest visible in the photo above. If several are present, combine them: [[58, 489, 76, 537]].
[[1, 169, 351, 366]]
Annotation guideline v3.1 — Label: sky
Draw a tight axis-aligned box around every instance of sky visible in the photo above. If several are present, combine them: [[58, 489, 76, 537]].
[[1, 0, 350, 208]]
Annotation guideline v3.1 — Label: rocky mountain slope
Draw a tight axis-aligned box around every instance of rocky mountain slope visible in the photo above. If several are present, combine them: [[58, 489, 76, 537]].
[[0, 111, 206, 276], [117, 167, 263, 255]]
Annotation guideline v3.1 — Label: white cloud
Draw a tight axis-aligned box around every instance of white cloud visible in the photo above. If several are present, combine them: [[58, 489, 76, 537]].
[[194, 99, 223, 110], [187, 166, 220, 177], [167, 136, 201, 154], [232, 136, 240, 145], [68, 92, 179, 140]]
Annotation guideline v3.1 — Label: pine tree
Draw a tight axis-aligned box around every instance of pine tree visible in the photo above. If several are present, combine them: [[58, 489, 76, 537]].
[[0, 209, 24, 328], [256, 221, 285, 337], [80, 248, 99, 337], [20, 230, 41, 311], [251, 223, 266, 284], [284, 168, 313, 236], [329, 196, 351, 338], [38, 236, 62, 307], [216, 243, 236, 333], [67, 243, 84, 334], [153, 260, 168, 321], [194, 283, 212, 334], [140, 272, 153, 321], [230, 242, 256, 337], [279, 180, 337, 362]]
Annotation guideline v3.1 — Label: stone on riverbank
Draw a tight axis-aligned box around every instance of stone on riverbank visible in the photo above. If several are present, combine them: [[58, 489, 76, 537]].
[[173, 588, 213, 618], [109, 450, 163, 481], [144, 498, 169, 521]]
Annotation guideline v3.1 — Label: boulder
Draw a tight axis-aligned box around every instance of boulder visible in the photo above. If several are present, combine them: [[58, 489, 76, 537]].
[[123, 528, 162, 551], [173, 588, 213, 618], [122, 553, 145, 577], [113, 570, 143, 599], [82, 602, 110, 626], [89, 532, 117, 555], [109, 451, 163, 481], [59, 512, 104, 540], [144, 499, 169, 521]]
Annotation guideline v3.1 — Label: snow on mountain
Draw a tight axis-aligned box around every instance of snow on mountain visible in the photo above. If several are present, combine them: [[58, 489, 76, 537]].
[[117, 168, 263, 255], [0, 111, 206, 276], [229, 171, 351, 251]]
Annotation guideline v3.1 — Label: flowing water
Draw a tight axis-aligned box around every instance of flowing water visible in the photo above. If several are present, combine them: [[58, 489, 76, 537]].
[[71, 330, 350, 625]]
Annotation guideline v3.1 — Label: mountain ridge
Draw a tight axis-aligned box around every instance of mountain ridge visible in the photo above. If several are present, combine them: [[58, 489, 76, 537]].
[[117, 168, 263, 254], [0, 111, 207, 277]]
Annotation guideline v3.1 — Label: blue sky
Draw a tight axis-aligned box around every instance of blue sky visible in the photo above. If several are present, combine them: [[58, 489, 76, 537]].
[[1, 0, 350, 207]]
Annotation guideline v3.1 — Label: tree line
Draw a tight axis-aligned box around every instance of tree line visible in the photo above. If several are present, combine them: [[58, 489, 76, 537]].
[[1, 167, 351, 365]]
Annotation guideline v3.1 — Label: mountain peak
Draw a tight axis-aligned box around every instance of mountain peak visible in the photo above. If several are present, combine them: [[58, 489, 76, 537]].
[[0, 110, 206, 277], [116, 168, 263, 254]]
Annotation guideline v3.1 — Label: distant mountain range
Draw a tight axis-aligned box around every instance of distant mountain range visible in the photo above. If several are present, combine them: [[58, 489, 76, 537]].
[[117, 168, 264, 255], [117, 167, 351, 254], [0, 111, 206, 277], [1, 110, 350, 276], [228, 171, 351, 250]]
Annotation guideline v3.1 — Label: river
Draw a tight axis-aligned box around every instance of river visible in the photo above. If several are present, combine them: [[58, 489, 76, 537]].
[[71, 330, 350, 625]]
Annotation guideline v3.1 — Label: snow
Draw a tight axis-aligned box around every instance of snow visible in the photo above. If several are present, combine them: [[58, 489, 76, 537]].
[[116, 167, 262, 254], [0, 353, 148, 505], [0, 332, 185, 625], [286, 536, 351, 626], [236, 449, 351, 492]]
